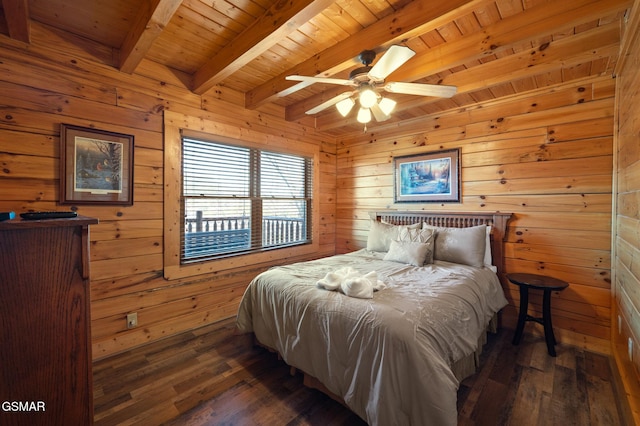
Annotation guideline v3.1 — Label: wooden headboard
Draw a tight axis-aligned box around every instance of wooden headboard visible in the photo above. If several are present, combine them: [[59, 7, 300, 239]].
[[369, 210, 512, 276]]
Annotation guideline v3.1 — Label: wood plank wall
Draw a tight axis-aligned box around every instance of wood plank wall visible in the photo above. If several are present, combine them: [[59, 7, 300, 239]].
[[335, 75, 615, 354], [0, 23, 336, 360], [613, 1, 640, 421]]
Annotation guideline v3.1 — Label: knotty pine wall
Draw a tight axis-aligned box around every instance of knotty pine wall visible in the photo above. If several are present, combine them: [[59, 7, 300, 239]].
[[613, 3, 640, 420], [335, 76, 615, 354], [0, 24, 336, 360]]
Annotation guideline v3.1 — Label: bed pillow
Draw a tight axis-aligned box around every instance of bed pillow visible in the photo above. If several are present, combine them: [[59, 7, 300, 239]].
[[397, 227, 435, 264], [484, 225, 493, 268], [383, 240, 431, 267], [366, 220, 421, 252], [422, 224, 486, 267]]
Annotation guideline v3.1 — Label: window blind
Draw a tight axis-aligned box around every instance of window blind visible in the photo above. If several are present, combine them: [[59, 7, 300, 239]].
[[181, 137, 312, 263]]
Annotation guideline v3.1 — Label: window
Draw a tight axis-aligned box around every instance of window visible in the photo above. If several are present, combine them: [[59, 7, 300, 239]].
[[163, 111, 320, 280], [181, 137, 313, 263]]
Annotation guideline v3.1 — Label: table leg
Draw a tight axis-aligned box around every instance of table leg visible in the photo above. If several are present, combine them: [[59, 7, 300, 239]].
[[542, 289, 557, 357], [512, 285, 528, 345]]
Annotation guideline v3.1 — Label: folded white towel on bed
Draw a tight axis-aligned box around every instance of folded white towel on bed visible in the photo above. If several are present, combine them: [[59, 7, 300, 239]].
[[316, 267, 386, 299]]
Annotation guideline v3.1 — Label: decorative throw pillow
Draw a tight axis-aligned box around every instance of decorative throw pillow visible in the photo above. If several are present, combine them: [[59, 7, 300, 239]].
[[366, 220, 421, 252], [422, 224, 486, 267], [383, 240, 430, 267], [397, 227, 435, 264]]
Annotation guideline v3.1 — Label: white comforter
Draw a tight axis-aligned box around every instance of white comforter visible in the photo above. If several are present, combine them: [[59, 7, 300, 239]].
[[236, 249, 508, 425]]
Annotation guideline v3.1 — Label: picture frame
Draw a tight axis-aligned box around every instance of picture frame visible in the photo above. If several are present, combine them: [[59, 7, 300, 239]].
[[60, 123, 134, 205], [393, 148, 460, 203]]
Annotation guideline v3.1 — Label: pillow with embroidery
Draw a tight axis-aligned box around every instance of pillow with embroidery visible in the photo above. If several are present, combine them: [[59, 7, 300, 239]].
[[383, 240, 431, 267], [397, 227, 435, 264]]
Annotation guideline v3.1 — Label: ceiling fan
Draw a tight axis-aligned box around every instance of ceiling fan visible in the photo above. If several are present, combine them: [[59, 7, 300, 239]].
[[285, 45, 457, 125]]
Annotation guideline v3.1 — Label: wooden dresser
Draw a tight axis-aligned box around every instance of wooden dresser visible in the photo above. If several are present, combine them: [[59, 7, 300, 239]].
[[0, 216, 98, 426]]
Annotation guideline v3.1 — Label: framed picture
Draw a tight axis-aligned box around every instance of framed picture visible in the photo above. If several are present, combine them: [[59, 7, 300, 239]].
[[60, 123, 134, 205], [394, 148, 460, 203]]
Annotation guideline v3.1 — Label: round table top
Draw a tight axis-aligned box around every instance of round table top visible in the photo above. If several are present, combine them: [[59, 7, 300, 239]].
[[506, 273, 569, 290]]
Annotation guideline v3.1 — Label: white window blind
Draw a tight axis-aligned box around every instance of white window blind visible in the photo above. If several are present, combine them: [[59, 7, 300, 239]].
[[181, 137, 312, 263]]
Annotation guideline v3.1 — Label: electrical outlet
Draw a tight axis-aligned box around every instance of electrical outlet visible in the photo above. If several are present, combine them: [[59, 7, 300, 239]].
[[628, 337, 634, 361], [126, 312, 138, 329]]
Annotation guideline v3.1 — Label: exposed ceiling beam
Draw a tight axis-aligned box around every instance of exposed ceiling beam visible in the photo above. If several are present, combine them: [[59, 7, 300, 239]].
[[2, 0, 30, 43], [119, 0, 183, 74], [192, 0, 335, 95], [314, 22, 620, 131], [387, 0, 632, 83], [445, 23, 620, 93], [287, 0, 630, 124], [245, 0, 490, 110]]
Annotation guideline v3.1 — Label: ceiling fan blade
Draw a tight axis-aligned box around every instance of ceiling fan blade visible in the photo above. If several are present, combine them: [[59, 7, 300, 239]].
[[286, 75, 356, 86], [370, 103, 391, 122], [383, 82, 457, 98], [368, 45, 416, 81], [278, 80, 314, 97], [305, 92, 355, 115]]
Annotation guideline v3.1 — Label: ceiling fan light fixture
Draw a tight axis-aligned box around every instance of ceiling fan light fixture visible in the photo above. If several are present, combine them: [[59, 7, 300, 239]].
[[356, 107, 372, 124], [359, 87, 378, 109], [336, 97, 355, 117], [286, 45, 458, 127], [378, 97, 396, 116]]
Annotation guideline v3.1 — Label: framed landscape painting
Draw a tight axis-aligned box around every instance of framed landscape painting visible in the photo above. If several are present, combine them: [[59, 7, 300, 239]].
[[60, 123, 134, 205], [394, 148, 460, 203]]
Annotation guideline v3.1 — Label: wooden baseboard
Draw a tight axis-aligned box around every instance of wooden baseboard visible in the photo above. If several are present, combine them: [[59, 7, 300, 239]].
[[610, 352, 637, 426], [611, 332, 640, 425]]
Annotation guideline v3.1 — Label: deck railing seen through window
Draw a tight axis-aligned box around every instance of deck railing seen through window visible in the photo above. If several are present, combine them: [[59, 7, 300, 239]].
[[183, 212, 306, 259]]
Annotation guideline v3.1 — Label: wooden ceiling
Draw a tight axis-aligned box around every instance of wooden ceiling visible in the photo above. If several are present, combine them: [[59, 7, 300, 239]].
[[0, 0, 633, 137]]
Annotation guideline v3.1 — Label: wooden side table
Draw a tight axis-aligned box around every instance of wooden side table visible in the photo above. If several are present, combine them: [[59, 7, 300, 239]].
[[507, 273, 569, 357]]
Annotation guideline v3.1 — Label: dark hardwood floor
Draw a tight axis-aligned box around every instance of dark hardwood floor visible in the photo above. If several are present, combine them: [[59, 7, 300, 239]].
[[93, 317, 625, 425]]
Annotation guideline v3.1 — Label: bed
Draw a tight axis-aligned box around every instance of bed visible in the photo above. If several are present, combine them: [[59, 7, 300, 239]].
[[236, 211, 512, 425]]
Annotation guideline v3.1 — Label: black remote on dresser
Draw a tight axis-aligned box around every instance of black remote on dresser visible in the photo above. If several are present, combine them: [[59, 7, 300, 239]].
[[20, 211, 78, 220]]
